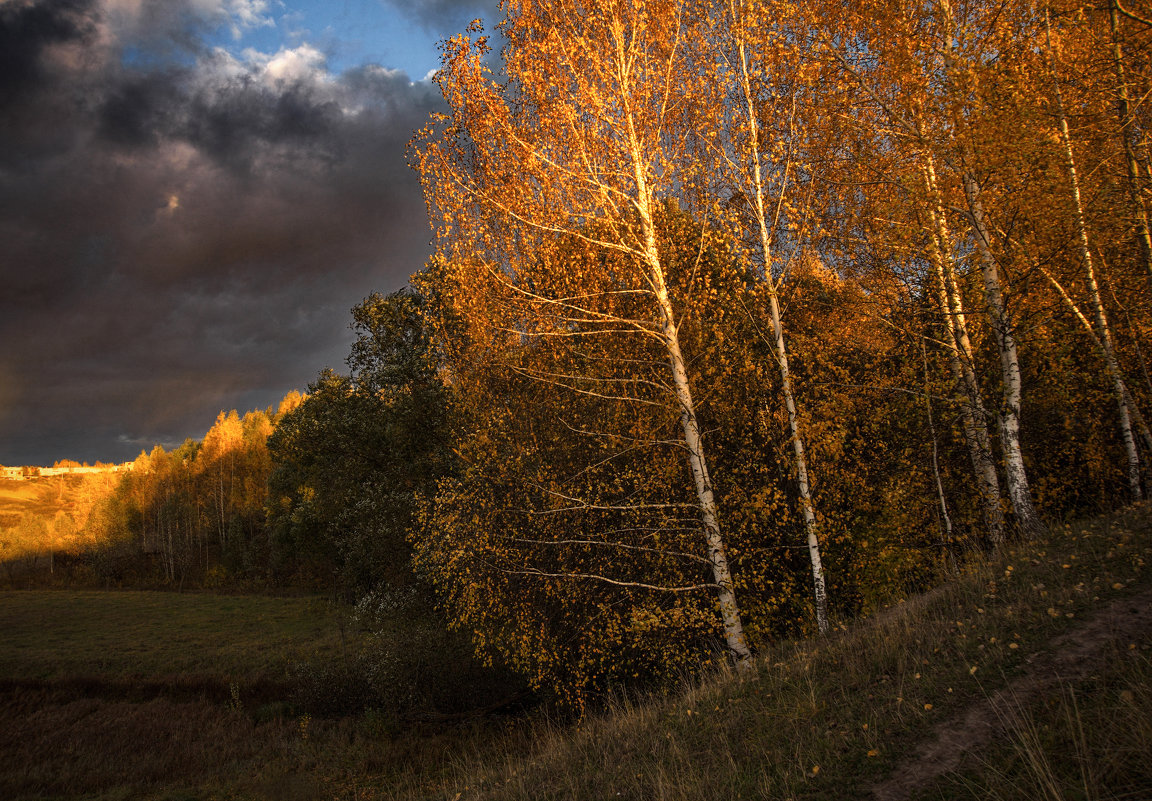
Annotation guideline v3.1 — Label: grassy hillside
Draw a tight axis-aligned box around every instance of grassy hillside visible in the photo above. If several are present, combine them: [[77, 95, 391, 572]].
[[1, 503, 1149, 800], [380, 502, 1152, 801], [0, 474, 117, 568]]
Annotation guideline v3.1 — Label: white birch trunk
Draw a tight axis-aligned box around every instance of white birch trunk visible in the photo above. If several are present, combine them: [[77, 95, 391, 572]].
[[648, 240, 753, 664], [923, 342, 957, 573], [959, 162, 1046, 539], [935, 0, 1043, 538], [734, 21, 829, 633], [1036, 262, 1152, 462], [1047, 10, 1143, 501], [767, 290, 829, 633], [1109, 0, 1152, 290], [920, 152, 1005, 546], [625, 104, 753, 664]]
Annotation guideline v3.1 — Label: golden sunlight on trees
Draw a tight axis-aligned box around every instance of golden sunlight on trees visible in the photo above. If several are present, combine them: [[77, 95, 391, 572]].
[[83, 403, 285, 588], [39, 0, 1152, 712], [406, 0, 1152, 705], [414, 2, 758, 693]]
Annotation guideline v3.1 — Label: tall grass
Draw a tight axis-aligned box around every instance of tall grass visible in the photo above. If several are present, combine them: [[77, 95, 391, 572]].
[[352, 502, 1152, 801], [943, 648, 1152, 801]]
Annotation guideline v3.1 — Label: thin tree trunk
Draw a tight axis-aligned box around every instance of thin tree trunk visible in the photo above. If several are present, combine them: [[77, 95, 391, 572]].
[[1109, 0, 1152, 290], [627, 109, 753, 665], [766, 291, 829, 632], [935, 0, 1044, 538], [922, 340, 958, 574], [920, 151, 1006, 546], [959, 159, 1046, 539], [1122, 305, 1152, 434], [1047, 9, 1143, 500], [733, 19, 829, 633], [1034, 259, 1152, 470], [650, 248, 753, 664]]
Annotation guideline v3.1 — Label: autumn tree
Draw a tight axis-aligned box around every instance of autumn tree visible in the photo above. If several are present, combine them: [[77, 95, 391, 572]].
[[1039, 5, 1144, 500], [818, 0, 1011, 547], [699, 0, 834, 632], [414, 0, 755, 673], [415, 211, 789, 703]]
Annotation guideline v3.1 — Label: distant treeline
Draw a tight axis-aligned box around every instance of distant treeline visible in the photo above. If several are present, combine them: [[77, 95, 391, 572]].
[[85, 404, 285, 589], [74, 290, 449, 597]]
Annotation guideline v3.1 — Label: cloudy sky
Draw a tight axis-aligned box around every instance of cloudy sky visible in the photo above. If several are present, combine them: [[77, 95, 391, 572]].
[[0, 0, 498, 466]]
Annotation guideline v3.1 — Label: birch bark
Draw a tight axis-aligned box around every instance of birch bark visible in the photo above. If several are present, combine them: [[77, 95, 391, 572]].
[[726, 5, 828, 632], [1109, 0, 1152, 290], [958, 159, 1046, 538], [629, 119, 753, 663], [919, 147, 1005, 545], [1046, 9, 1143, 501], [935, 0, 1044, 537]]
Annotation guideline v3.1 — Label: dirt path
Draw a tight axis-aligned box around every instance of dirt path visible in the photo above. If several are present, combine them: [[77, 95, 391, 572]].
[[871, 584, 1152, 801]]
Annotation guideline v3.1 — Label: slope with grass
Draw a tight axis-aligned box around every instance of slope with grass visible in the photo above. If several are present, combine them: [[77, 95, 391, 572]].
[[370, 503, 1152, 801], [0, 473, 117, 574]]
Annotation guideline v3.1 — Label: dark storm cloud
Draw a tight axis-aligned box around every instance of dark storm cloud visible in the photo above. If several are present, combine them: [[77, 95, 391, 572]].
[[382, 0, 501, 34], [0, 0, 95, 108], [0, 0, 446, 466]]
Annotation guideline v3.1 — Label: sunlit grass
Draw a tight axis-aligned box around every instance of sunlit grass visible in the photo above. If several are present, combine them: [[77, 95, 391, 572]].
[[0, 474, 117, 566]]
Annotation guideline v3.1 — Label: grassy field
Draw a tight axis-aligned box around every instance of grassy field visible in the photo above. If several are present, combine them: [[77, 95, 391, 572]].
[[0, 589, 521, 801], [2, 503, 1150, 800], [0, 591, 345, 800], [0, 591, 344, 683]]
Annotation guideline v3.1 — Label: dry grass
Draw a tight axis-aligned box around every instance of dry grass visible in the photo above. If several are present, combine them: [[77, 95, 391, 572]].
[[353, 502, 1152, 801], [2, 503, 1150, 800], [935, 645, 1152, 801]]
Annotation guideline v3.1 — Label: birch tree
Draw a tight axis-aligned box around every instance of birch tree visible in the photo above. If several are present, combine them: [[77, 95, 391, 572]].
[[1043, 5, 1144, 500], [933, 0, 1048, 538], [413, 1, 754, 676], [1107, 0, 1152, 288], [699, 0, 831, 632], [825, 0, 1008, 545]]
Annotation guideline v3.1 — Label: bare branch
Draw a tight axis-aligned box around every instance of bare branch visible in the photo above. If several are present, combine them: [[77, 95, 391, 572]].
[[509, 537, 711, 564], [498, 565, 717, 593], [1116, 0, 1152, 28]]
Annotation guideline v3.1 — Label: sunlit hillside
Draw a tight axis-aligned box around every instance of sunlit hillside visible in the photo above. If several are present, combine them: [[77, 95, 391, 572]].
[[0, 472, 120, 571]]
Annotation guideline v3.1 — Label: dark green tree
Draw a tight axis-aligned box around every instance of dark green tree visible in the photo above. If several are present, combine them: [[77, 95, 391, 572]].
[[267, 288, 455, 596]]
